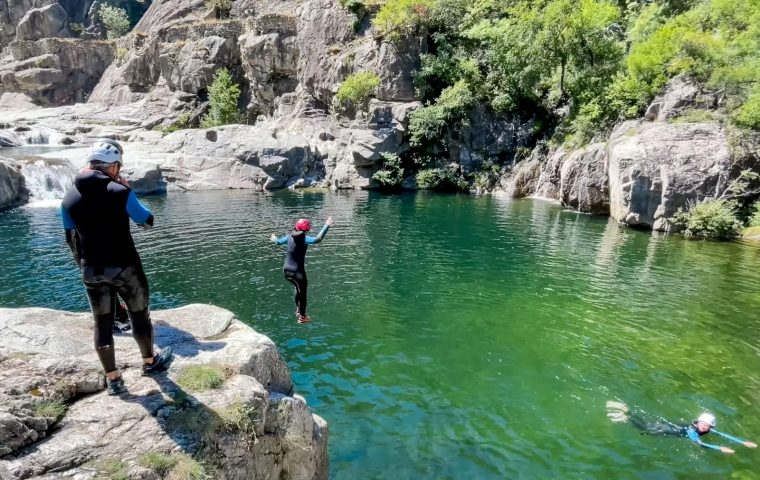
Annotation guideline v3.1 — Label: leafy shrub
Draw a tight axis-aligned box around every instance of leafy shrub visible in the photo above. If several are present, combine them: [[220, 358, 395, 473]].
[[750, 201, 760, 227], [673, 199, 743, 239], [373, 0, 434, 42], [733, 89, 760, 130], [335, 71, 380, 109], [201, 68, 243, 128], [100, 4, 131, 39], [415, 167, 468, 192], [409, 80, 475, 146], [69, 22, 84, 37], [372, 152, 405, 189]]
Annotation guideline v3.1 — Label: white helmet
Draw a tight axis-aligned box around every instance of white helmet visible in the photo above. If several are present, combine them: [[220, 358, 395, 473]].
[[87, 139, 123, 165], [697, 413, 716, 427]]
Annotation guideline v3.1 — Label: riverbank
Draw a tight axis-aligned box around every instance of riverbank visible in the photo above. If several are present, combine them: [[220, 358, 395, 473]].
[[0, 303, 328, 479]]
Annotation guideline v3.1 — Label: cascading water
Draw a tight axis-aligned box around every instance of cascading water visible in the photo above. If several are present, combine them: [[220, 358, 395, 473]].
[[22, 127, 65, 146], [19, 159, 76, 205]]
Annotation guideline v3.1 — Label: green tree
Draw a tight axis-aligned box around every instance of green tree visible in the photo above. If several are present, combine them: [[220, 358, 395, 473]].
[[99, 4, 131, 39], [201, 68, 243, 128]]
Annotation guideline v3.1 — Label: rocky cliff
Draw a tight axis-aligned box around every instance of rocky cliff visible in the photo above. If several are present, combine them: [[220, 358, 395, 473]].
[[0, 304, 328, 479], [500, 78, 760, 232], [0, 0, 421, 191]]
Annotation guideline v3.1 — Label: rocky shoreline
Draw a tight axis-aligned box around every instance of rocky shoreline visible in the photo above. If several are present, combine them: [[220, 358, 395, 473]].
[[0, 0, 758, 236], [0, 304, 328, 480]]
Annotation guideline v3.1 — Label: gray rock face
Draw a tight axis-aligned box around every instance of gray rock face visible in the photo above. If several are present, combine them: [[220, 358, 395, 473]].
[[150, 124, 316, 190], [161, 35, 240, 94], [0, 157, 28, 210], [644, 76, 700, 122], [240, 30, 300, 116], [0, 130, 23, 147], [0, 38, 115, 106], [558, 143, 609, 215], [607, 120, 731, 231], [0, 304, 328, 479], [15, 3, 70, 41]]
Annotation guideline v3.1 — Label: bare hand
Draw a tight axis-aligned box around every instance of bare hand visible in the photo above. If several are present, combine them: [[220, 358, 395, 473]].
[[325, 216, 334, 227], [720, 446, 735, 454], [744, 441, 757, 448], [270, 233, 277, 242]]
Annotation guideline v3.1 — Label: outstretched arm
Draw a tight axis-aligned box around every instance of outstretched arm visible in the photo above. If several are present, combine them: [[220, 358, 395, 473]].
[[306, 216, 333, 245], [713, 430, 758, 448], [270, 233, 288, 245], [687, 429, 734, 453]]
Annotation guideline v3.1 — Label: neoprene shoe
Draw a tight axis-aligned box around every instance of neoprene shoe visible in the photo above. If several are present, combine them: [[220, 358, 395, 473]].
[[106, 377, 126, 396], [141, 347, 173, 376]]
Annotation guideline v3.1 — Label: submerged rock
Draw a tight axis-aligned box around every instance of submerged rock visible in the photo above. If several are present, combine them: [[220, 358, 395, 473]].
[[0, 304, 328, 479]]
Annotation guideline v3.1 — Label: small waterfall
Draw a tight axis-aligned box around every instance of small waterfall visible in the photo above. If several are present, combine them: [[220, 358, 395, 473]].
[[23, 127, 65, 146], [19, 159, 76, 204]]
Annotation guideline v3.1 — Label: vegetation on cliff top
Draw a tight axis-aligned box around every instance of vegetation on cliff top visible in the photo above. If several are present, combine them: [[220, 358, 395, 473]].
[[201, 68, 244, 128], [99, 4, 131, 39], [371, 0, 760, 154]]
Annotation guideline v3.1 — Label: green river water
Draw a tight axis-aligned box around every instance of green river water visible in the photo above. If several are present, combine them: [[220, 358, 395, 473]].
[[1, 190, 759, 479]]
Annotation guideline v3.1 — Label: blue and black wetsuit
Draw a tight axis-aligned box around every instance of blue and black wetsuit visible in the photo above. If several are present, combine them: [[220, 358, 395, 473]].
[[275, 224, 329, 317], [631, 416, 748, 451], [61, 169, 155, 373]]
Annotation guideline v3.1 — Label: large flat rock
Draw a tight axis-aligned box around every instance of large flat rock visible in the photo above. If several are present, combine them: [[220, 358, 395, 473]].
[[0, 304, 328, 479]]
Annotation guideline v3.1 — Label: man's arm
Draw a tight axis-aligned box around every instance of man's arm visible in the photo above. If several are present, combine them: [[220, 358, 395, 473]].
[[61, 206, 81, 266], [125, 191, 154, 228]]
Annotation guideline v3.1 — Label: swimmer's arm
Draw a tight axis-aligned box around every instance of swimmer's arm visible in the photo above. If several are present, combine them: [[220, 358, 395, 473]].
[[126, 191, 154, 229], [687, 429, 732, 452], [713, 430, 757, 447], [306, 217, 333, 245]]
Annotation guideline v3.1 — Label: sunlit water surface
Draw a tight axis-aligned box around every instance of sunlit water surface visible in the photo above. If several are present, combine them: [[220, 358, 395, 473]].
[[1, 190, 759, 479]]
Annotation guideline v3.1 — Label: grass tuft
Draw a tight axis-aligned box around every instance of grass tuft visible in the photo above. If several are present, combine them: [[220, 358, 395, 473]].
[[33, 399, 67, 419], [176, 364, 226, 392]]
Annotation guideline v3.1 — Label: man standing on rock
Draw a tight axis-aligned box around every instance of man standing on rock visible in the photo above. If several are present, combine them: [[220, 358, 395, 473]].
[[61, 139, 172, 395]]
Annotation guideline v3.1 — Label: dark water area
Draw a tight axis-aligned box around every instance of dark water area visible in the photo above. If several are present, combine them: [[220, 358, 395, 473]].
[[1, 190, 759, 479]]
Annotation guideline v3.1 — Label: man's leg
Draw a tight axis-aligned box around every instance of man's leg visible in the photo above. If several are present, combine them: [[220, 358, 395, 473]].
[[115, 264, 153, 361], [83, 278, 118, 379], [115, 264, 172, 374]]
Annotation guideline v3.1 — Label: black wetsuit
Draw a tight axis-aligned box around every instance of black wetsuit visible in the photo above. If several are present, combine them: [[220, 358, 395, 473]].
[[630, 415, 744, 450], [275, 225, 329, 317], [61, 169, 155, 373]]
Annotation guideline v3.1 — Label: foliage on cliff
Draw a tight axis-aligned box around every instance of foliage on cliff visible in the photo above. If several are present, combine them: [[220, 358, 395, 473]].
[[99, 4, 131, 39], [386, 0, 760, 156], [201, 68, 244, 128]]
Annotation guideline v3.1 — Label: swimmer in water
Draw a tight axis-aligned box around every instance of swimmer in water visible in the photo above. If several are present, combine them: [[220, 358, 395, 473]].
[[607, 401, 757, 454]]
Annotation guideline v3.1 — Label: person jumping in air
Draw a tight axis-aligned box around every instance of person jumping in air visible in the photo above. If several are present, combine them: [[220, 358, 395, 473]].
[[607, 401, 757, 454], [271, 216, 334, 324]]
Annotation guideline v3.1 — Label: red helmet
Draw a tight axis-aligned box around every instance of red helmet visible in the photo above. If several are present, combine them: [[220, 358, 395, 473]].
[[294, 218, 312, 231]]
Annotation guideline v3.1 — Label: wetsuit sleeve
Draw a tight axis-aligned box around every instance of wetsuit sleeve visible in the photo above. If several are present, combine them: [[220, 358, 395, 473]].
[[305, 225, 329, 245], [687, 429, 721, 450], [125, 191, 154, 226], [712, 430, 747, 444], [275, 235, 288, 245], [61, 205, 75, 229]]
